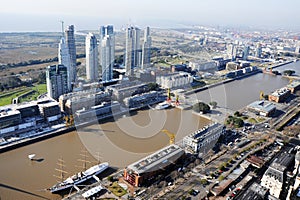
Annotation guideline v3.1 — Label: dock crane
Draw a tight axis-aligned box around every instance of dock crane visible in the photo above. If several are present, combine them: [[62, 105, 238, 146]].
[[161, 129, 175, 145]]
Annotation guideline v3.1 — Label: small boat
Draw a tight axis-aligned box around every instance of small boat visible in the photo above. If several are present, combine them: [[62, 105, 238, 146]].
[[28, 154, 36, 160], [155, 102, 171, 110]]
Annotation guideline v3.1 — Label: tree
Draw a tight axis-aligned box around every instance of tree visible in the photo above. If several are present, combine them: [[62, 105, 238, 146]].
[[37, 72, 46, 84], [200, 179, 208, 185], [209, 101, 217, 109], [193, 102, 210, 114], [148, 83, 159, 91], [283, 70, 295, 76]]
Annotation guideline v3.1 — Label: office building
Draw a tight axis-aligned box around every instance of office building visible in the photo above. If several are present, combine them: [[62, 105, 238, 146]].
[[124, 144, 185, 187], [141, 27, 151, 69], [269, 87, 291, 103], [58, 37, 71, 91], [156, 72, 193, 89], [65, 25, 77, 84], [46, 64, 68, 100], [125, 26, 141, 76], [183, 123, 225, 154], [86, 33, 99, 82], [100, 25, 115, 82]]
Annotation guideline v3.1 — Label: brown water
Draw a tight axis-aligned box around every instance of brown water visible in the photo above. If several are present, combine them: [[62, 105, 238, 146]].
[[1, 62, 299, 200], [0, 108, 209, 200]]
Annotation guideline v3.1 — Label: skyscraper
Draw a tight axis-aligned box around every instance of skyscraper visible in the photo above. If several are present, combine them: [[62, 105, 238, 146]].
[[141, 27, 152, 69], [125, 26, 141, 76], [100, 36, 113, 82], [99, 25, 114, 82], [58, 37, 71, 91], [85, 33, 98, 82], [255, 43, 262, 58], [243, 45, 250, 60], [46, 64, 68, 100], [227, 44, 237, 60], [65, 25, 77, 85]]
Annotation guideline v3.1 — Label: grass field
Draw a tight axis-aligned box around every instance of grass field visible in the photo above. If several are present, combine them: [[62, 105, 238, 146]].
[[0, 84, 46, 106], [108, 182, 127, 197]]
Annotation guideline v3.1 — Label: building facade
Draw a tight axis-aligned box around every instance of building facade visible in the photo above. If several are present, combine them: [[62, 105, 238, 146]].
[[125, 26, 141, 76], [86, 33, 99, 82], [141, 27, 151, 69], [46, 64, 69, 99], [65, 25, 77, 85], [100, 25, 114, 82], [58, 37, 71, 91]]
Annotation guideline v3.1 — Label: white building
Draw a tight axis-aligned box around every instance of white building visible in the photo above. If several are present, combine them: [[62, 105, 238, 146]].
[[58, 37, 71, 91], [86, 33, 98, 82], [183, 123, 225, 154], [100, 35, 113, 82], [189, 61, 217, 71], [156, 73, 193, 89], [125, 26, 141, 76], [100, 25, 114, 82]]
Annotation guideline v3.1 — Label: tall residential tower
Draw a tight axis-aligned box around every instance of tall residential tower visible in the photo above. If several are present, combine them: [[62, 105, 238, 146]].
[[46, 64, 68, 100], [65, 25, 77, 85], [99, 25, 114, 82], [125, 26, 141, 76], [85, 33, 98, 82], [141, 27, 152, 69], [58, 37, 71, 91]]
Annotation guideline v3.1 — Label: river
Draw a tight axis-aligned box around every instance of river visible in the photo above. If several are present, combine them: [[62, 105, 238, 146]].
[[0, 61, 299, 200]]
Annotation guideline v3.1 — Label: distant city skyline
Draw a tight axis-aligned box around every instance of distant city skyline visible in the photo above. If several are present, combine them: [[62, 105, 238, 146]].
[[1, 0, 300, 32]]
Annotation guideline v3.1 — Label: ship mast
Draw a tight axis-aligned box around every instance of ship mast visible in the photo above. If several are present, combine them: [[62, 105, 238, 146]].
[[54, 157, 67, 182], [77, 150, 91, 171]]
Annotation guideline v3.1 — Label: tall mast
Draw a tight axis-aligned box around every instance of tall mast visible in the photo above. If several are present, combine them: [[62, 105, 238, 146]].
[[54, 157, 67, 182]]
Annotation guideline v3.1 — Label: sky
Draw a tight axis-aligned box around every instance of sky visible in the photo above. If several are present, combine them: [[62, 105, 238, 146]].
[[0, 0, 300, 32]]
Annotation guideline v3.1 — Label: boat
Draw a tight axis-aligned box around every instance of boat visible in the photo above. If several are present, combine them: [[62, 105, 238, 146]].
[[28, 154, 36, 160], [49, 161, 109, 193], [155, 102, 171, 110], [49, 151, 108, 193]]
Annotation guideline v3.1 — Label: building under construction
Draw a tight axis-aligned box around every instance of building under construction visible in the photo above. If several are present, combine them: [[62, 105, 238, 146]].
[[124, 144, 185, 187]]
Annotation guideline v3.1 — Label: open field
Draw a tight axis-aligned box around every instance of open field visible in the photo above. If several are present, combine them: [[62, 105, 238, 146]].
[[0, 84, 46, 106]]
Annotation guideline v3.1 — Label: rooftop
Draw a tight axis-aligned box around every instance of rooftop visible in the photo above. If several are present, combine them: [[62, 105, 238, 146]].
[[287, 81, 300, 88], [247, 100, 276, 113], [126, 144, 184, 175], [270, 87, 290, 97], [185, 123, 223, 141]]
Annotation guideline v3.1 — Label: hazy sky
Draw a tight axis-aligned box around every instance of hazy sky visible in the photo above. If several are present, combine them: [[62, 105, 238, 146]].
[[0, 0, 300, 31]]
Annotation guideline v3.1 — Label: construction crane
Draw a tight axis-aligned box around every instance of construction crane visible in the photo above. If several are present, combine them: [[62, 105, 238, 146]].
[[161, 129, 175, 145], [167, 88, 172, 102], [260, 91, 265, 100], [64, 115, 74, 127]]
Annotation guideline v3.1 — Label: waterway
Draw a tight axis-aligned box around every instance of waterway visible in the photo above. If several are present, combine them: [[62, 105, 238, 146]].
[[0, 61, 299, 200]]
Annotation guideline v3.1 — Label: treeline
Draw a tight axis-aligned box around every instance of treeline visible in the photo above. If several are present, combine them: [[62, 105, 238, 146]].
[[0, 54, 86, 69]]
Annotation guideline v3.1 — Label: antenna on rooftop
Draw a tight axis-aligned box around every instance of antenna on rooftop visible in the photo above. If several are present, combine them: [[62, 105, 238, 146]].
[[59, 20, 64, 37]]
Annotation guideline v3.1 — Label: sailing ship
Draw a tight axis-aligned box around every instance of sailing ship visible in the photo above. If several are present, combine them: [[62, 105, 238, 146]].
[[49, 152, 109, 193]]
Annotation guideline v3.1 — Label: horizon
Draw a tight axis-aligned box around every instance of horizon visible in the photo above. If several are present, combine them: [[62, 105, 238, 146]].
[[1, 0, 300, 32]]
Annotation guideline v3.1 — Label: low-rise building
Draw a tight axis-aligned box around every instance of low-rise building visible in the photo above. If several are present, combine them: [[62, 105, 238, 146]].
[[123, 91, 164, 109], [269, 87, 291, 103], [287, 81, 300, 94], [189, 61, 217, 71], [38, 101, 61, 123], [183, 123, 225, 154], [247, 100, 276, 117], [124, 144, 185, 187], [156, 72, 193, 89]]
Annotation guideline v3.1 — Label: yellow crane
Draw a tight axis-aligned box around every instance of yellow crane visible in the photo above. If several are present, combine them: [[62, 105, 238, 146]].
[[161, 129, 175, 145], [260, 91, 264, 100], [64, 115, 74, 127]]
